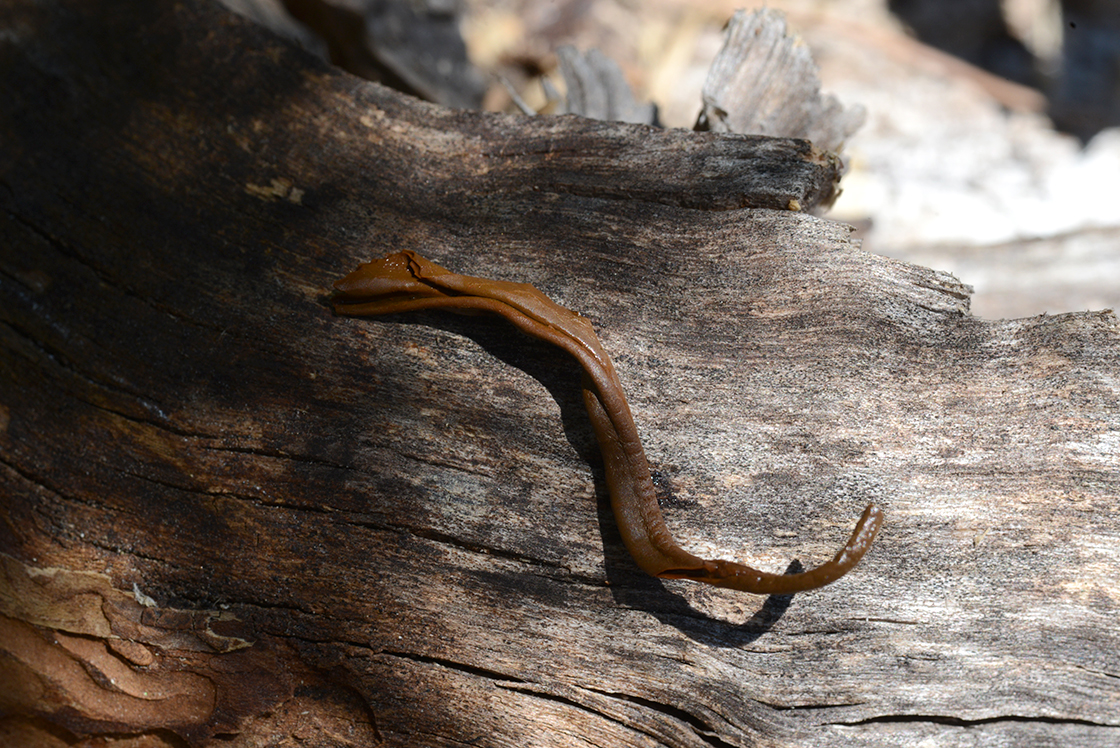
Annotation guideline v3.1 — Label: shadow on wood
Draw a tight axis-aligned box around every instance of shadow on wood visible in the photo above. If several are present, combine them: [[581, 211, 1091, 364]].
[[1, 0, 1118, 745]]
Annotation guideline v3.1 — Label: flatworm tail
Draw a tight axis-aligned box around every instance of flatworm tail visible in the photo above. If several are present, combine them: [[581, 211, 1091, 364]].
[[334, 251, 883, 595]]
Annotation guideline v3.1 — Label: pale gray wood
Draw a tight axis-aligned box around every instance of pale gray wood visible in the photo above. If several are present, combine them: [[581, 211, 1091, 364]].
[[556, 45, 659, 125], [0, 0, 1117, 746], [697, 8, 866, 153], [884, 225, 1120, 319]]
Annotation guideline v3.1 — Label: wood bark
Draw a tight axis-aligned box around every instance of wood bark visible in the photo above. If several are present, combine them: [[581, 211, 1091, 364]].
[[1, 1, 1119, 746]]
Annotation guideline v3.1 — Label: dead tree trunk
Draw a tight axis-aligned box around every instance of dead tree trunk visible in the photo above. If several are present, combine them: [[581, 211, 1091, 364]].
[[1, 1, 1118, 746]]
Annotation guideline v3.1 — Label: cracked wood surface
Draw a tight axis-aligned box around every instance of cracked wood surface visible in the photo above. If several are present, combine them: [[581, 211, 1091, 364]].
[[1, 0, 1119, 746]]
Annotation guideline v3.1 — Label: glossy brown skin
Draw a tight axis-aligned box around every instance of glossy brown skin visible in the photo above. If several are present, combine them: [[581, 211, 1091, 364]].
[[334, 250, 883, 594]]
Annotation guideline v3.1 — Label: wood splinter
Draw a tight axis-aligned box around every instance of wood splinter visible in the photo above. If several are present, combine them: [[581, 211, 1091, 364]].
[[333, 250, 883, 594]]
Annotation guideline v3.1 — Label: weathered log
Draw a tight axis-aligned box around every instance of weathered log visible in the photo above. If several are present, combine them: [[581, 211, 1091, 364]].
[[1, 0, 1118, 746], [696, 9, 865, 153]]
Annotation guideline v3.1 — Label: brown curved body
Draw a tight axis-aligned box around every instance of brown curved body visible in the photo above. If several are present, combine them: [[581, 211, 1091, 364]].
[[333, 250, 882, 594]]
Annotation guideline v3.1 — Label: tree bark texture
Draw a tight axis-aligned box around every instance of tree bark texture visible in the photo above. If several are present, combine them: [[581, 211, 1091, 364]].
[[1, 1, 1119, 746]]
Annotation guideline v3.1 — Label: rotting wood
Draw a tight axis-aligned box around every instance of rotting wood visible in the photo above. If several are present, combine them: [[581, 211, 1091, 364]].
[[1, 0, 1118, 746]]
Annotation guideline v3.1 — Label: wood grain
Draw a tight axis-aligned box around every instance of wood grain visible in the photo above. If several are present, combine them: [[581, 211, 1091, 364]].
[[1, 0, 1118, 745]]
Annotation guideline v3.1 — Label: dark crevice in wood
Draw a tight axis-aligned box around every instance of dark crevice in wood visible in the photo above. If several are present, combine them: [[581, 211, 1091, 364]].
[[382, 649, 528, 686], [838, 713, 1120, 729], [406, 525, 574, 573], [579, 685, 745, 748]]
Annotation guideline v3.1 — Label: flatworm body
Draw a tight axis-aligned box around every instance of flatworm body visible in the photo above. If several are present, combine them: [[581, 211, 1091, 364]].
[[334, 250, 882, 594]]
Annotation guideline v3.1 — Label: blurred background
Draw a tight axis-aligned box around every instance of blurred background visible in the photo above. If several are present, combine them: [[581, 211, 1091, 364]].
[[224, 0, 1120, 320]]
